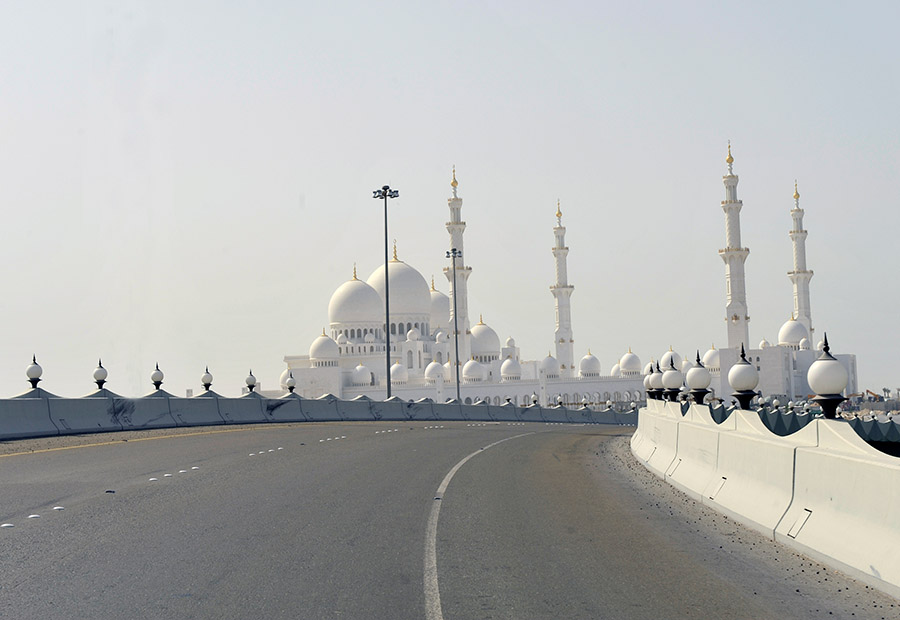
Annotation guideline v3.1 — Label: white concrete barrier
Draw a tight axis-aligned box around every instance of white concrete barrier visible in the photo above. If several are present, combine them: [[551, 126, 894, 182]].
[[705, 410, 818, 536], [665, 404, 727, 500], [170, 395, 226, 426], [265, 396, 306, 422], [641, 402, 681, 478], [0, 398, 58, 439], [218, 395, 268, 424], [115, 394, 178, 429], [47, 398, 122, 435], [370, 398, 407, 421], [301, 397, 342, 421], [774, 420, 900, 597], [407, 399, 435, 421]]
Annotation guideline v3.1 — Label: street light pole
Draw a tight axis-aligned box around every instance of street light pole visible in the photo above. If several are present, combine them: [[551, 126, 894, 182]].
[[373, 184, 399, 399], [446, 248, 462, 401]]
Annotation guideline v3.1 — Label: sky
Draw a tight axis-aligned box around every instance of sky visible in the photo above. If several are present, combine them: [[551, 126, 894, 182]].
[[0, 0, 897, 398]]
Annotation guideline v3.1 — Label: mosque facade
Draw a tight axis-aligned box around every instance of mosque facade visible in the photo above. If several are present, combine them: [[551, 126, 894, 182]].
[[279, 169, 645, 407], [278, 150, 858, 406]]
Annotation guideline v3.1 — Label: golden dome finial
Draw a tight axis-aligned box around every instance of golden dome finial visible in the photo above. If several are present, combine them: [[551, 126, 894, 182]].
[[628, 346, 632, 353], [556, 199, 562, 219], [430, 275, 436, 291], [392, 239, 398, 261], [793, 180, 800, 200], [352, 263, 358, 280], [726, 141, 734, 165], [478, 314, 484, 325], [588, 348, 592, 355], [451, 165, 458, 188], [322, 327, 326, 336]]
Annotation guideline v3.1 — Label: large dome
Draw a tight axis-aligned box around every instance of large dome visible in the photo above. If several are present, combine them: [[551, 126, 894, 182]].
[[579, 352, 601, 377], [367, 258, 430, 317], [424, 361, 444, 380], [328, 275, 383, 325], [471, 317, 500, 358], [702, 346, 720, 369], [778, 317, 809, 347], [463, 359, 485, 382], [500, 356, 522, 380], [429, 281, 450, 332], [660, 348, 683, 372], [541, 353, 559, 377], [619, 349, 642, 374]]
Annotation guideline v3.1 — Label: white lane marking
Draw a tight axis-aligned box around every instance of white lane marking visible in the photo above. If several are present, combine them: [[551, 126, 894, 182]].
[[249, 453, 255, 456], [163, 474, 173, 477], [148, 478, 158, 481], [179, 470, 187, 473], [191, 466, 199, 470], [277, 447, 283, 450], [424, 432, 534, 620], [1, 524, 13, 528], [27, 514, 40, 519], [268, 449, 275, 452], [52, 506, 64, 511]]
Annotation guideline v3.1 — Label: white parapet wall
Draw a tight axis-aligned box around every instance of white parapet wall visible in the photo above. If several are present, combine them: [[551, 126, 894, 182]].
[[631, 402, 900, 599]]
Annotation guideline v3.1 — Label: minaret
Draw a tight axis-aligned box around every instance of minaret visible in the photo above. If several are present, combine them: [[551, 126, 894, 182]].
[[550, 200, 575, 378], [788, 181, 814, 339], [718, 143, 751, 350], [443, 166, 472, 365]]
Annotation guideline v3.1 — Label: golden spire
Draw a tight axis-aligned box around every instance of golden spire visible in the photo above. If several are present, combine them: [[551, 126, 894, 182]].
[[478, 314, 484, 324], [430, 275, 436, 291], [556, 199, 562, 219], [628, 346, 632, 353], [322, 327, 326, 336], [711, 343, 715, 350], [451, 165, 458, 188], [352, 263, 358, 280], [391, 239, 398, 261], [793, 180, 800, 200], [588, 348, 592, 355], [726, 141, 734, 165]]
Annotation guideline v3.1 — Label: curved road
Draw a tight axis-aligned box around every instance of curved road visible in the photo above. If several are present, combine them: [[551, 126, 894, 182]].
[[0, 422, 894, 619]]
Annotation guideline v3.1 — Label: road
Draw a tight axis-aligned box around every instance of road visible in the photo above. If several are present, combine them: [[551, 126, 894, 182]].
[[0, 421, 895, 619]]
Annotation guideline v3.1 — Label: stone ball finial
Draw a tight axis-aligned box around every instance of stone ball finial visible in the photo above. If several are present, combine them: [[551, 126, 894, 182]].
[[201, 366, 213, 391], [150, 363, 164, 390], [93, 359, 108, 389], [285, 371, 297, 393], [246, 370, 257, 392], [26, 355, 42, 388]]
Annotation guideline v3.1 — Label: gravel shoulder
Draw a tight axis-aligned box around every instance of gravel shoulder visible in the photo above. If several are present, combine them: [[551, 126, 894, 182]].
[[597, 432, 900, 620]]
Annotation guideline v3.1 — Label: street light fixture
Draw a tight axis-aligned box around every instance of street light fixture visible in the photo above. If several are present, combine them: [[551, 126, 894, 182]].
[[446, 247, 462, 401], [373, 184, 399, 398]]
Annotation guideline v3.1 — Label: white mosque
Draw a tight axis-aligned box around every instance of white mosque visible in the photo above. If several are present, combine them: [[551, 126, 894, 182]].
[[277, 149, 858, 406], [278, 168, 645, 406]]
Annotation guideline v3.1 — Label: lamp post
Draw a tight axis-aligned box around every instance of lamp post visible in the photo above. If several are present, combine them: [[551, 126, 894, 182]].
[[446, 247, 462, 401], [373, 184, 399, 398], [808, 333, 848, 419]]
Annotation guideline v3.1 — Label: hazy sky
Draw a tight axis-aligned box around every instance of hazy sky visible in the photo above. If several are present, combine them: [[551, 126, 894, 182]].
[[0, 1, 897, 397]]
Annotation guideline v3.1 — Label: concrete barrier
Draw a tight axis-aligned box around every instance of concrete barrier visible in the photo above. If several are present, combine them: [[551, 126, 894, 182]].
[[337, 397, 375, 421], [641, 403, 681, 478], [0, 398, 58, 439], [265, 396, 306, 422], [302, 396, 342, 421], [217, 394, 268, 424], [519, 404, 543, 423], [435, 400, 464, 420], [171, 393, 226, 426], [114, 393, 178, 429], [705, 409, 818, 536], [406, 399, 435, 421], [542, 407, 570, 423], [664, 404, 725, 500], [774, 420, 900, 597], [47, 398, 123, 435], [488, 403, 518, 421], [370, 398, 408, 421]]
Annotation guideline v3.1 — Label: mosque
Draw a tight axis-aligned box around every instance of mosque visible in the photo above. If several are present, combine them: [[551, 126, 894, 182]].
[[278, 168, 645, 406], [277, 148, 858, 406]]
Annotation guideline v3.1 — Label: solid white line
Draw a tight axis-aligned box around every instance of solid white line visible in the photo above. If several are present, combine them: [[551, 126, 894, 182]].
[[424, 432, 534, 620]]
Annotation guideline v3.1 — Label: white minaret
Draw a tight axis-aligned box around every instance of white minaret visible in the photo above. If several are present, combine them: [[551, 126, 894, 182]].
[[443, 167, 472, 366], [788, 181, 814, 339], [718, 143, 750, 350], [550, 200, 575, 378]]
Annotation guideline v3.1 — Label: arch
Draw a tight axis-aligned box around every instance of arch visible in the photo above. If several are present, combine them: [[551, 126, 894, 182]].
[[464, 397, 472, 405], [493, 396, 501, 405], [391, 323, 396, 335], [436, 351, 443, 364], [407, 351, 413, 368]]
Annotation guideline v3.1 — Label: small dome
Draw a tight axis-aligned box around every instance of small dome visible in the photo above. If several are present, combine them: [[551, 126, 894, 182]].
[[336, 333, 349, 345], [434, 330, 448, 342], [424, 361, 444, 380], [430, 286, 450, 332], [816, 339, 825, 351], [407, 327, 421, 342], [390, 362, 408, 383], [309, 332, 339, 360], [642, 361, 654, 376], [541, 354, 559, 376], [279, 368, 292, 387], [619, 350, 642, 374], [660, 348, 682, 372], [328, 276, 383, 325], [500, 356, 522, 379], [579, 352, 601, 377], [365, 332, 376, 343], [799, 337, 810, 350], [609, 363, 622, 377], [463, 359, 485, 381], [471, 318, 501, 358], [681, 358, 694, 373], [443, 360, 452, 381], [778, 317, 809, 347], [352, 363, 372, 385], [759, 338, 770, 349], [702, 346, 720, 369], [505, 336, 516, 348]]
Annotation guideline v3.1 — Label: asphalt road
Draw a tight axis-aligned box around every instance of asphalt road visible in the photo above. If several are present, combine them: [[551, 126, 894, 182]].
[[0, 422, 895, 619]]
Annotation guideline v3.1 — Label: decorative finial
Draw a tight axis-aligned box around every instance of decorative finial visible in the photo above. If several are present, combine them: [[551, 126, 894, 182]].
[[823, 332, 830, 354], [352, 263, 358, 280], [431, 276, 436, 291], [628, 346, 632, 353], [479, 314, 484, 324], [740, 343, 747, 361], [392, 239, 398, 261], [451, 165, 458, 188], [588, 348, 592, 355], [556, 199, 562, 219], [726, 141, 734, 165], [322, 327, 326, 336], [793, 180, 800, 201]]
